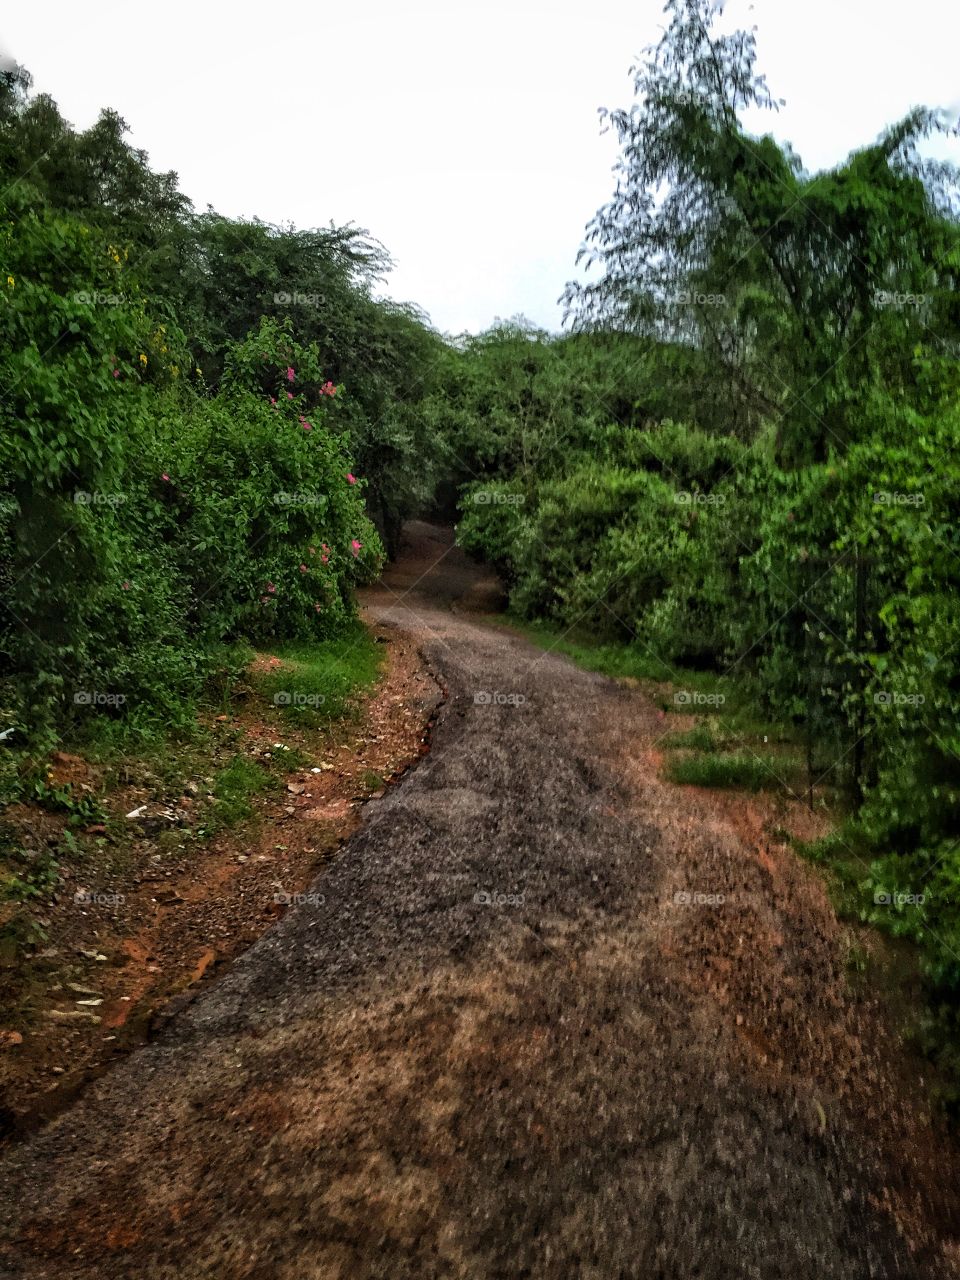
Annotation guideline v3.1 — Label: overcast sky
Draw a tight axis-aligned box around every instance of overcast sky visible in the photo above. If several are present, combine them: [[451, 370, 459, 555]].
[[4, 1, 959, 334]]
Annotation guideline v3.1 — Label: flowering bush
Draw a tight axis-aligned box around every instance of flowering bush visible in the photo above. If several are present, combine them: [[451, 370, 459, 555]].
[[0, 227, 383, 742]]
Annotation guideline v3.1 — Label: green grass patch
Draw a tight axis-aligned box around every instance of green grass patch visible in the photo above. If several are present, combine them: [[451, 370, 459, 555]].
[[666, 751, 791, 792], [210, 754, 278, 827], [662, 724, 720, 752], [504, 616, 749, 702], [254, 621, 383, 727], [505, 618, 677, 683]]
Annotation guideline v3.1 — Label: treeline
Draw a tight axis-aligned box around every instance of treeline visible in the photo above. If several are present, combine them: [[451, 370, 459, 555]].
[[452, 1, 960, 1066]]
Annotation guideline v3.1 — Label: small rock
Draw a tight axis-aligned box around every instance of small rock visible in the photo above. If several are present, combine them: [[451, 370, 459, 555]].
[[0, 1030, 23, 1048], [153, 888, 184, 905]]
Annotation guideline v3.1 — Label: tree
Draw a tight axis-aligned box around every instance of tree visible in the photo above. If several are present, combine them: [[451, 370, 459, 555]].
[[564, 0, 960, 463]]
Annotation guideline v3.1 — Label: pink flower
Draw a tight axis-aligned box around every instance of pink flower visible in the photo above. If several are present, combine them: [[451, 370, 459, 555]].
[[346, 472, 356, 485], [322, 381, 337, 397], [299, 563, 308, 573], [300, 416, 312, 432], [322, 544, 329, 552], [287, 367, 295, 382], [112, 369, 120, 378], [314, 603, 322, 612], [321, 554, 329, 564], [269, 396, 276, 405], [286, 391, 294, 400], [161, 473, 170, 482], [266, 582, 276, 594], [350, 539, 362, 557]]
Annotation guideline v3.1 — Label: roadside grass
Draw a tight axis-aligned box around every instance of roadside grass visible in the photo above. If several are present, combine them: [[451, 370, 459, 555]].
[[503, 618, 678, 683], [209, 754, 279, 828], [793, 821, 960, 1115], [661, 724, 720, 752], [252, 621, 383, 728], [665, 751, 794, 792], [504, 616, 810, 796], [0, 621, 385, 961]]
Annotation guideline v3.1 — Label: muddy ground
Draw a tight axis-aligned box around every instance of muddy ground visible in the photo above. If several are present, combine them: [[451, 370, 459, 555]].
[[0, 627, 439, 1134], [0, 521, 957, 1279]]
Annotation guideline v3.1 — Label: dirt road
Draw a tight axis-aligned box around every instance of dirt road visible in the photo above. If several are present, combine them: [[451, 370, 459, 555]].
[[1, 523, 958, 1279]]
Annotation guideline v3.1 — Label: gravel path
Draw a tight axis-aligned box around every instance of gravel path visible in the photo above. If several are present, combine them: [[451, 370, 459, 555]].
[[0, 523, 957, 1279]]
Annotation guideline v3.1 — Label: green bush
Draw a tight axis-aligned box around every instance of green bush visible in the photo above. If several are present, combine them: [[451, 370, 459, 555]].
[[0, 232, 383, 744]]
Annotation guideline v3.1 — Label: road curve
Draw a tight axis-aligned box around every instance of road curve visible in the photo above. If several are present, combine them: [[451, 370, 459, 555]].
[[0, 523, 957, 1279]]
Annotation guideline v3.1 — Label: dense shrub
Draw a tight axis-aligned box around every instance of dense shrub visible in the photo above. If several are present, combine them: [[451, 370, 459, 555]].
[[0, 216, 382, 744]]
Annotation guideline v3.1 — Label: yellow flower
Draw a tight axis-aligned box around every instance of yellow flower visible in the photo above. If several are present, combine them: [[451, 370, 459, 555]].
[[139, 353, 148, 367], [5, 276, 13, 288]]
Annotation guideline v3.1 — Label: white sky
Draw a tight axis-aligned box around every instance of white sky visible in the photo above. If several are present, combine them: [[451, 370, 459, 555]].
[[4, 1, 960, 334]]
